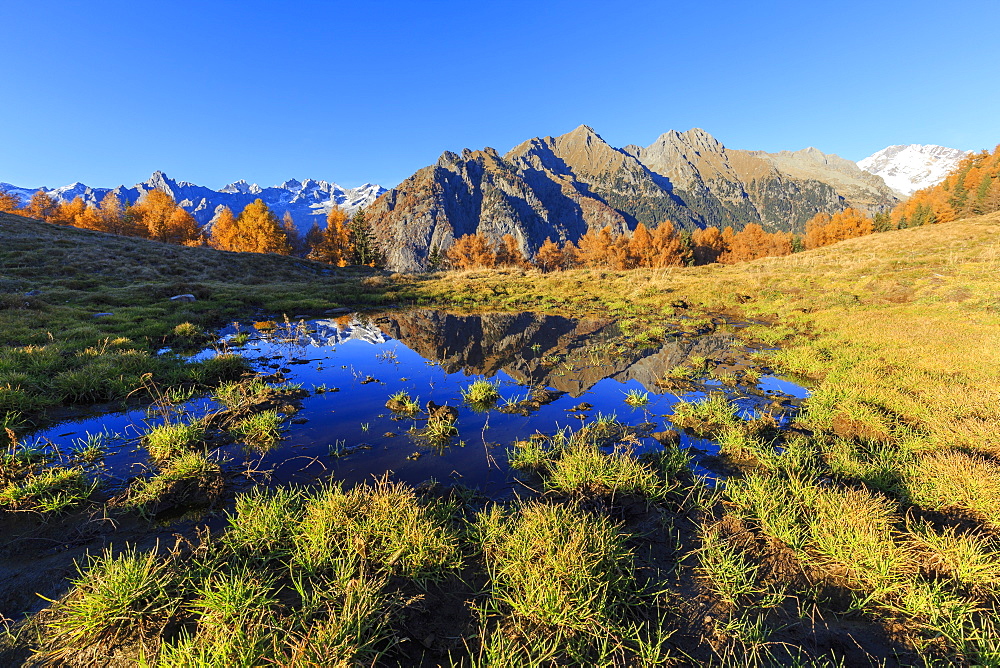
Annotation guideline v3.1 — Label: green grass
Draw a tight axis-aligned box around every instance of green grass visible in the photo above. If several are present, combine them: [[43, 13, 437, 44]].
[[509, 425, 688, 500], [222, 485, 304, 557], [143, 419, 206, 461], [461, 378, 501, 411], [623, 388, 649, 407], [42, 545, 177, 657], [385, 389, 420, 416], [126, 450, 222, 511], [669, 393, 741, 437], [292, 478, 461, 580], [475, 501, 632, 634], [416, 411, 459, 448], [229, 409, 283, 450], [0, 465, 93, 512], [213, 377, 270, 410]]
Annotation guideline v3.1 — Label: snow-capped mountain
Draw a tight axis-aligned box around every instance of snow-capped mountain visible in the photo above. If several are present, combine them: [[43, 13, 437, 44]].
[[858, 145, 971, 197], [0, 172, 386, 234]]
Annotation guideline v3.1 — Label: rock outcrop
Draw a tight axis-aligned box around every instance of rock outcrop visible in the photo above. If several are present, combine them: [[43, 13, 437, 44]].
[[367, 126, 900, 271]]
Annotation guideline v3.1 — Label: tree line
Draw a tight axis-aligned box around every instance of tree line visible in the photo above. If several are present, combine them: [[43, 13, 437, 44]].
[[445, 221, 798, 271], [0, 189, 382, 266], [4, 143, 999, 271]]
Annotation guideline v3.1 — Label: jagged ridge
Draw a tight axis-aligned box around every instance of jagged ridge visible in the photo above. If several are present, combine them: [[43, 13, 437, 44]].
[[0, 172, 386, 234], [367, 125, 900, 271]]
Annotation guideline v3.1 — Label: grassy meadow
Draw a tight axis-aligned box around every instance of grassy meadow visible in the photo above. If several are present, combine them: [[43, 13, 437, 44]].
[[1, 210, 1000, 665]]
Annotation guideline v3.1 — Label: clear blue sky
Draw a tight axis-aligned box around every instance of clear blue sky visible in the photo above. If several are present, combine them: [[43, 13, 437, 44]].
[[3, 0, 998, 190]]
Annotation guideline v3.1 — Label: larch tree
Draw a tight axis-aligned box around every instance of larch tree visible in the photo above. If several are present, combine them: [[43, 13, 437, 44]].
[[209, 206, 240, 251], [575, 226, 616, 268], [447, 233, 495, 270], [650, 221, 686, 267], [25, 190, 58, 222], [0, 188, 19, 213], [237, 199, 291, 254], [628, 223, 655, 268], [495, 234, 527, 268], [560, 240, 581, 269], [534, 237, 564, 272], [167, 207, 202, 246], [281, 212, 306, 256], [304, 221, 324, 257], [136, 189, 177, 242], [54, 196, 87, 226], [311, 205, 351, 265], [692, 226, 726, 265]]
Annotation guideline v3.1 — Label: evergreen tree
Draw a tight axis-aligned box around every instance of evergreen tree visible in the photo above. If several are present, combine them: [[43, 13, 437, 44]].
[[427, 244, 442, 271], [348, 209, 382, 267]]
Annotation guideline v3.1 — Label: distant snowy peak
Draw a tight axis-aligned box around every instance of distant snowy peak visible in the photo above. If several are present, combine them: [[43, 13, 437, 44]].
[[220, 179, 262, 195], [2, 173, 388, 234], [858, 144, 971, 197]]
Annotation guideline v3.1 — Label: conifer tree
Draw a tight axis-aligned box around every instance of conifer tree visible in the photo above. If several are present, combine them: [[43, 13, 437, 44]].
[[53, 196, 86, 226], [495, 234, 527, 268], [25, 190, 58, 221], [447, 234, 495, 270], [237, 199, 291, 254], [0, 188, 19, 213], [348, 209, 382, 267], [209, 207, 240, 251], [650, 221, 685, 267], [576, 226, 615, 268], [281, 212, 306, 256], [95, 192, 124, 234], [312, 205, 351, 265], [136, 189, 177, 242], [692, 226, 726, 265], [628, 223, 655, 268], [167, 207, 202, 245], [534, 237, 564, 272], [560, 240, 581, 269], [427, 244, 443, 271], [304, 221, 324, 258]]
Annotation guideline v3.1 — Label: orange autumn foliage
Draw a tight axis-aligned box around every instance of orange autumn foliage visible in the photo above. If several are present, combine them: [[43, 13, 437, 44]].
[[803, 208, 874, 249], [447, 233, 496, 269]]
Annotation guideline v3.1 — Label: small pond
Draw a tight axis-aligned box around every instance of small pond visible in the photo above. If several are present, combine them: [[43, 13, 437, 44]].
[[27, 309, 809, 498]]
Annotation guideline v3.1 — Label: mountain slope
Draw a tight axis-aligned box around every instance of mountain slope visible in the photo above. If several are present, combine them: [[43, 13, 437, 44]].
[[0, 173, 386, 234], [367, 126, 900, 271], [858, 144, 971, 197]]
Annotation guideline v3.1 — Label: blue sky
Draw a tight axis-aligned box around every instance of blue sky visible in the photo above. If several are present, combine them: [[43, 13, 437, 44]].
[[2, 0, 998, 190]]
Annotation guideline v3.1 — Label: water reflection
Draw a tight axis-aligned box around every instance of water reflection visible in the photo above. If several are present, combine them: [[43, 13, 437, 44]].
[[28, 309, 810, 497]]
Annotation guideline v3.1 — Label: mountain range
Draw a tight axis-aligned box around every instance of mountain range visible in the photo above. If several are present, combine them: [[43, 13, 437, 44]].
[[0, 173, 386, 234], [1, 129, 971, 270], [366, 125, 902, 272]]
